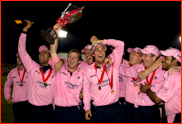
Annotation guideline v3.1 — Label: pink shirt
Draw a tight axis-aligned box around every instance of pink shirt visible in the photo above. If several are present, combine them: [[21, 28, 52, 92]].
[[4, 67, 28, 103], [119, 64, 165, 107], [156, 71, 181, 123], [119, 59, 129, 98], [18, 33, 55, 106], [119, 64, 141, 104], [49, 55, 84, 107], [83, 39, 124, 111], [78, 60, 90, 70]]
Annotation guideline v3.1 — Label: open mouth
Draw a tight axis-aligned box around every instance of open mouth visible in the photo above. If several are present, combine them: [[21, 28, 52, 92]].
[[69, 61, 74, 66]]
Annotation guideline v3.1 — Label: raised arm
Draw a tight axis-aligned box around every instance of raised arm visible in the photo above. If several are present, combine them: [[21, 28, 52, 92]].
[[138, 58, 163, 81], [18, 20, 37, 73], [90, 35, 124, 68], [50, 23, 62, 61]]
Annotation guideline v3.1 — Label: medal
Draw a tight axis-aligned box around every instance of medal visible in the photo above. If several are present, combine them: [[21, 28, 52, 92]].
[[44, 83, 48, 87], [40, 66, 52, 88], [94, 64, 106, 90], [98, 86, 101, 90], [17, 68, 26, 87], [111, 90, 114, 94], [133, 82, 137, 87]]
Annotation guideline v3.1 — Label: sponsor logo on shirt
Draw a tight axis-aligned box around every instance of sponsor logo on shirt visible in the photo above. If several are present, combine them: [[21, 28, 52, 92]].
[[96, 78, 111, 88], [26, 76, 28, 78], [119, 76, 123, 82], [16, 81, 26, 86], [12, 76, 16, 78], [78, 76, 80, 79], [64, 81, 78, 89], [154, 76, 157, 79], [37, 81, 51, 89]]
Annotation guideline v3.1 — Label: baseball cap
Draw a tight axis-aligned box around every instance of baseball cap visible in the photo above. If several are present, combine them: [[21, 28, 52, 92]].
[[81, 44, 92, 53], [139, 45, 160, 57], [127, 47, 141, 53], [159, 47, 181, 63], [39, 45, 50, 53], [90, 43, 107, 54]]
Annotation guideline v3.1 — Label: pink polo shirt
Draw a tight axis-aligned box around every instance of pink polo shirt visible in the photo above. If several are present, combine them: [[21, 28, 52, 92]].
[[119, 64, 165, 107], [49, 55, 84, 107], [78, 60, 90, 70], [18, 33, 55, 106], [4, 67, 28, 103], [156, 71, 181, 123], [118, 64, 141, 104], [83, 39, 124, 111], [119, 59, 129, 98]]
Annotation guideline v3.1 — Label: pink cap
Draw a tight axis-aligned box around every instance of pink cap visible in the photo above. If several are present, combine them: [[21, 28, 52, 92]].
[[16, 53, 19, 57], [127, 47, 141, 53], [159, 47, 181, 63], [39, 45, 50, 53], [139, 45, 160, 57], [90, 43, 107, 54], [81, 44, 92, 53]]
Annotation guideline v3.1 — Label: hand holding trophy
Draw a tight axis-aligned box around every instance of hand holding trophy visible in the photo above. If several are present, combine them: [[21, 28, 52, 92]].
[[40, 3, 85, 44]]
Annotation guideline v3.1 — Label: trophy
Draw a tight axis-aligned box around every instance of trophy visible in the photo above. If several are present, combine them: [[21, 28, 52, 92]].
[[40, 3, 84, 44]]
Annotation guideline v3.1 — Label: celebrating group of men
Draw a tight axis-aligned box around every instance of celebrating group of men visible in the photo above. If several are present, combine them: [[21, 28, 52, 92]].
[[4, 20, 181, 123]]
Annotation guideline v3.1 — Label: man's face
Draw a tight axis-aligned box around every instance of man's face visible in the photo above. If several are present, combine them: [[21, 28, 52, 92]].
[[17, 56, 23, 65], [129, 51, 142, 66], [84, 49, 93, 65], [39, 50, 50, 65], [68, 52, 81, 69], [142, 53, 157, 68], [161, 56, 173, 71], [93, 44, 106, 64]]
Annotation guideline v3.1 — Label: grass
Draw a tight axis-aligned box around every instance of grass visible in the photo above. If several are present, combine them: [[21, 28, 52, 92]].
[[1, 75, 15, 123]]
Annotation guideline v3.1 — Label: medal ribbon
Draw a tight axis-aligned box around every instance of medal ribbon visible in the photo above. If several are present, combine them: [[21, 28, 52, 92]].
[[105, 63, 114, 89], [145, 67, 156, 87], [17, 68, 26, 83], [129, 65, 138, 82], [94, 64, 107, 85], [40, 67, 52, 84]]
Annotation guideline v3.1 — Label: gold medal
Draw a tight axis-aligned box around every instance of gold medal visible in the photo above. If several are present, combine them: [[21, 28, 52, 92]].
[[44, 83, 48, 87], [20, 84, 23, 87], [98, 86, 101, 90], [111, 90, 114, 94], [133, 82, 137, 87]]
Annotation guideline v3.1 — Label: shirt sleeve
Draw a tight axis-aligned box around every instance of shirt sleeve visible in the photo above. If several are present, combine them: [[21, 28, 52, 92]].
[[4, 70, 13, 100], [103, 39, 124, 69], [83, 68, 91, 111], [48, 55, 67, 75], [119, 64, 144, 78], [156, 73, 181, 102], [18, 33, 37, 73]]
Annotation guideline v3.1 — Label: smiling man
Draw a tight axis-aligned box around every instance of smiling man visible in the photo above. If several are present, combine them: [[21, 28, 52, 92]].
[[48, 23, 84, 123], [18, 20, 55, 123], [119, 45, 166, 123], [83, 36, 125, 123], [140, 47, 181, 123]]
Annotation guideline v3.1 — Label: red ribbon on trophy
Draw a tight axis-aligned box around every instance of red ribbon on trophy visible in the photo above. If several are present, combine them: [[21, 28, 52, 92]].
[[40, 3, 84, 44]]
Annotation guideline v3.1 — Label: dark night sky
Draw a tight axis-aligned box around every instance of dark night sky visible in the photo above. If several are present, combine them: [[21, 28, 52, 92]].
[[1, 1, 181, 64]]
